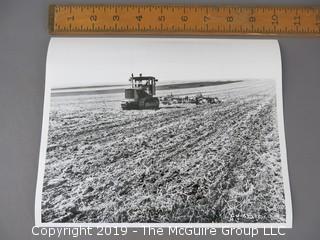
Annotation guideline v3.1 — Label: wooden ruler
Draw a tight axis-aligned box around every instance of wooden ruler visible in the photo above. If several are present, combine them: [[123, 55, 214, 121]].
[[49, 4, 320, 36]]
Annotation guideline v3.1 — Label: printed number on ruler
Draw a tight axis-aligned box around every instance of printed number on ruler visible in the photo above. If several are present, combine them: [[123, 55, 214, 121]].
[[49, 5, 320, 35]]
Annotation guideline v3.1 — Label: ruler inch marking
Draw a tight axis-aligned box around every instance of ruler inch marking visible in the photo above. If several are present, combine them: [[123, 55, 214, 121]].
[[49, 4, 320, 36]]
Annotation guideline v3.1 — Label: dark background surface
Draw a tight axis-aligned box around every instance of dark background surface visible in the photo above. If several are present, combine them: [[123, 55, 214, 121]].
[[0, 0, 319, 239]]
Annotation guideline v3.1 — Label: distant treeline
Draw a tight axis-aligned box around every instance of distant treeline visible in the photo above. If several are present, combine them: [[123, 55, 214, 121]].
[[52, 84, 125, 91], [51, 80, 242, 97]]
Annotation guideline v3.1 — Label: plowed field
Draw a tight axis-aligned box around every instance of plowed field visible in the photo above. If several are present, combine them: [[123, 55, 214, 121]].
[[42, 80, 286, 223]]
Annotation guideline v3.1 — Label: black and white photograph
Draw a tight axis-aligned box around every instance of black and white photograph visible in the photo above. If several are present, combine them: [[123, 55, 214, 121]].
[[35, 38, 292, 227]]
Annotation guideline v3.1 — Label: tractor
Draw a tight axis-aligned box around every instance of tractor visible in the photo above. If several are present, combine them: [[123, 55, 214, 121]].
[[121, 74, 160, 110]]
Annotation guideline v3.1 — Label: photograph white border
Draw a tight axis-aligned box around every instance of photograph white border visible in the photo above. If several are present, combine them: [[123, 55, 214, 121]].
[[35, 38, 292, 228]]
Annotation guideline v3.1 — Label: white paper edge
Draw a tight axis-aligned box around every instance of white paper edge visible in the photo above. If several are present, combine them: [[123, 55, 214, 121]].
[[34, 38, 292, 228]]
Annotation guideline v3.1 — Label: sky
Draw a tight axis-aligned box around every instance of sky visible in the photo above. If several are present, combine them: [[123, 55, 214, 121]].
[[47, 38, 281, 89]]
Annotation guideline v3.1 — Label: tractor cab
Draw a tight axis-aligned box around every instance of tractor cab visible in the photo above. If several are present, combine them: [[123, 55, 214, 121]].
[[121, 74, 160, 110]]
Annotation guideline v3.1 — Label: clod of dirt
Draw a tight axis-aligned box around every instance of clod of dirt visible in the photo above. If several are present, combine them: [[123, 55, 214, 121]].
[[66, 204, 80, 215], [84, 186, 94, 194]]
